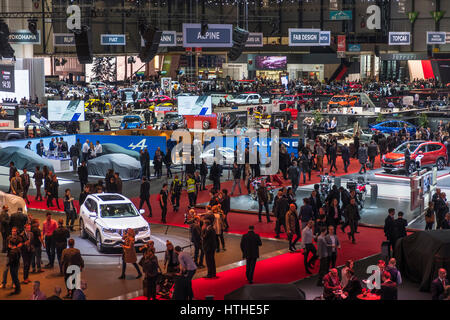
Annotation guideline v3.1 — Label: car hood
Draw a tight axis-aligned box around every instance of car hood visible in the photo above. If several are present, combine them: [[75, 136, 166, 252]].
[[99, 216, 148, 230], [384, 152, 406, 160]]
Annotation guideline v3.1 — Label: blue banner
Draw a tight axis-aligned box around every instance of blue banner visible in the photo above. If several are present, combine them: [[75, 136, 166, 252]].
[[289, 29, 321, 46], [319, 31, 331, 46], [246, 33, 263, 47], [76, 135, 167, 160], [9, 30, 41, 44], [159, 31, 177, 47], [389, 32, 411, 45], [183, 23, 233, 48], [348, 44, 361, 52], [53, 33, 75, 47], [101, 34, 126, 46], [427, 31, 446, 44], [329, 10, 353, 20]]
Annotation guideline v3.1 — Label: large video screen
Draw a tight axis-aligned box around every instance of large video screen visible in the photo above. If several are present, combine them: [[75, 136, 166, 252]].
[[48, 100, 85, 121], [255, 56, 287, 70], [177, 96, 212, 115]]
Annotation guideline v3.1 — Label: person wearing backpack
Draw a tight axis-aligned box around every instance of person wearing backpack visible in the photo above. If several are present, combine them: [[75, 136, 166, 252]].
[[170, 175, 182, 212]]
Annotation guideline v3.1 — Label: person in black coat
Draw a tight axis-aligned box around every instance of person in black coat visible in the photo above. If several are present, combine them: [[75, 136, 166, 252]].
[[274, 191, 289, 238], [393, 211, 407, 246], [190, 216, 204, 267], [201, 220, 217, 278], [431, 268, 448, 300], [139, 177, 152, 217], [309, 189, 322, 219], [327, 198, 341, 232], [341, 144, 350, 173], [384, 208, 396, 255], [77, 161, 88, 191], [210, 162, 221, 191], [328, 143, 338, 173], [200, 159, 208, 191], [379, 272, 398, 300], [240, 226, 262, 284], [343, 269, 362, 300]]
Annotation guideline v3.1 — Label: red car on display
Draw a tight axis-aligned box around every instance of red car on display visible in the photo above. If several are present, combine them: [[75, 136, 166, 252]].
[[382, 140, 448, 174], [148, 95, 172, 104]]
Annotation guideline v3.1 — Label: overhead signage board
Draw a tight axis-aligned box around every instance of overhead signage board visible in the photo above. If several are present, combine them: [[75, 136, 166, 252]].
[[245, 32, 263, 47], [53, 33, 75, 47], [289, 29, 320, 46], [348, 44, 361, 52], [0, 64, 15, 93], [182, 23, 233, 48], [159, 31, 177, 47], [389, 32, 411, 45], [427, 31, 446, 45], [329, 10, 353, 20], [319, 31, 331, 46], [176, 32, 183, 46], [101, 34, 126, 46], [9, 30, 41, 44]]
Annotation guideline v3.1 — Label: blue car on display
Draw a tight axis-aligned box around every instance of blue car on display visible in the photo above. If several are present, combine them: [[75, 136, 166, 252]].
[[119, 115, 143, 130], [369, 120, 416, 135]]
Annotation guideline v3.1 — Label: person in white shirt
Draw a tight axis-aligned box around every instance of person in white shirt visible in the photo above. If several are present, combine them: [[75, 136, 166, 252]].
[[94, 141, 102, 157], [341, 260, 354, 288], [81, 140, 90, 163]]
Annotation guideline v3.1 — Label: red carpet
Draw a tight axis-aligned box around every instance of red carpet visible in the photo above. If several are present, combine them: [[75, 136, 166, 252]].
[[27, 156, 381, 241], [132, 225, 386, 300]]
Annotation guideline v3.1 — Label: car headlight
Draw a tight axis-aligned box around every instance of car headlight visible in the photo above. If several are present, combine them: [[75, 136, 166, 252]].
[[382, 155, 386, 161], [395, 157, 404, 161], [102, 227, 118, 234]]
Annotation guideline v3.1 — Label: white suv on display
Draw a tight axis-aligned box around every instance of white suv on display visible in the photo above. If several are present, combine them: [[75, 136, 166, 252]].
[[79, 193, 151, 252]]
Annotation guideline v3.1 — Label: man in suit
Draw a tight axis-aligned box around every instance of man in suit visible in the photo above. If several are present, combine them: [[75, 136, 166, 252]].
[[33, 166, 44, 201], [328, 142, 338, 173], [341, 143, 350, 173], [404, 143, 411, 176], [202, 220, 217, 278], [287, 161, 300, 193], [138, 177, 152, 217], [384, 208, 396, 257], [322, 268, 342, 300], [61, 239, 84, 299], [317, 227, 329, 286], [9, 208, 28, 234], [77, 161, 88, 191], [302, 220, 318, 274], [431, 268, 448, 300], [20, 168, 31, 205], [379, 271, 398, 300], [240, 225, 262, 284], [36, 140, 45, 157], [274, 190, 289, 238]]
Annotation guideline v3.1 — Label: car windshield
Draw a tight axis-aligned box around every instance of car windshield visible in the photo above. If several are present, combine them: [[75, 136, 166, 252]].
[[331, 96, 347, 102], [393, 142, 421, 154], [124, 117, 140, 122], [100, 203, 139, 218], [235, 95, 248, 100], [282, 96, 294, 101], [165, 114, 179, 119]]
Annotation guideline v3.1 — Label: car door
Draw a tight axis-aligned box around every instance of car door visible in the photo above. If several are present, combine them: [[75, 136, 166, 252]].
[[415, 144, 429, 166], [424, 144, 440, 166], [84, 199, 98, 235]]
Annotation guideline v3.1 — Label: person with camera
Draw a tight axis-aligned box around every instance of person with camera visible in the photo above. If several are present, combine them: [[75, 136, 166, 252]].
[[118, 229, 142, 280]]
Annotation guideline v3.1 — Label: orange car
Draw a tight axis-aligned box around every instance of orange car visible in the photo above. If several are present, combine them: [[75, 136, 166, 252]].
[[327, 95, 359, 108]]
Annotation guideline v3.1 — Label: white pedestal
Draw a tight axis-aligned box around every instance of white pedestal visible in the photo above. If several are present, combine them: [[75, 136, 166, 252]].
[[47, 158, 72, 173]]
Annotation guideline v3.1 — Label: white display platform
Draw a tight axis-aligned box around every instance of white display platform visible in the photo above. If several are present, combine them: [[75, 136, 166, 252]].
[[47, 158, 72, 173]]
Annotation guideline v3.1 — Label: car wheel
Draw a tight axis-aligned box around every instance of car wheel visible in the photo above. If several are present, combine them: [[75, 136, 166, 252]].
[[202, 121, 210, 130], [408, 162, 416, 175], [96, 231, 105, 253], [80, 219, 87, 239], [436, 158, 446, 170]]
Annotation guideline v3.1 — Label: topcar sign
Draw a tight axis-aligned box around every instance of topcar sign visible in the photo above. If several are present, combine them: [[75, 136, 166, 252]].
[[9, 30, 41, 44], [183, 23, 233, 48], [388, 32, 411, 45]]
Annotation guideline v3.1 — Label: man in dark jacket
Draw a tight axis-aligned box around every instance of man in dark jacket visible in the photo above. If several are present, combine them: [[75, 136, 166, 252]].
[[379, 272, 398, 300], [358, 144, 368, 174], [274, 191, 289, 238], [61, 239, 84, 299], [9, 208, 27, 234], [33, 166, 44, 201], [200, 159, 208, 191], [69, 144, 80, 172], [299, 198, 314, 231], [257, 180, 271, 223], [20, 169, 31, 205], [367, 140, 378, 169], [77, 161, 88, 191], [384, 208, 396, 256], [342, 198, 360, 243], [201, 220, 217, 278], [53, 219, 70, 274], [190, 216, 204, 267], [393, 211, 407, 246], [329, 143, 338, 173], [341, 144, 350, 173], [287, 161, 300, 193], [404, 143, 411, 176], [0, 206, 10, 252], [240, 225, 262, 284], [139, 177, 152, 217], [210, 162, 221, 191], [431, 268, 448, 300]]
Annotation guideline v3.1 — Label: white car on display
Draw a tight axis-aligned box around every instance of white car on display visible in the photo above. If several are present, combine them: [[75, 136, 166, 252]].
[[229, 93, 270, 105], [79, 193, 151, 252]]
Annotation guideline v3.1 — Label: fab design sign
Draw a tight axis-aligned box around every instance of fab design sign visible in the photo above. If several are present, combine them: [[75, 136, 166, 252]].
[[101, 34, 126, 46], [182, 23, 233, 48], [389, 32, 411, 45], [9, 30, 41, 44], [53, 33, 75, 46], [288, 29, 331, 46], [427, 32, 446, 45]]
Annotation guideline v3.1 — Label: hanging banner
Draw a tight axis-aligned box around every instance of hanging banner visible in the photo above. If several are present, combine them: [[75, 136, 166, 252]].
[[329, 10, 353, 20], [0, 64, 15, 93], [431, 11, 445, 23], [8, 30, 41, 44], [407, 12, 419, 23], [101, 34, 126, 46], [245, 33, 263, 47], [348, 44, 361, 52], [389, 32, 411, 45], [337, 35, 346, 52], [53, 33, 75, 47], [182, 23, 233, 48], [427, 32, 446, 45]]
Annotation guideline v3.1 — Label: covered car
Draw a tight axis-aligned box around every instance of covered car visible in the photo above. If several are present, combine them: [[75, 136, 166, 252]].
[[87, 154, 141, 180], [100, 143, 140, 161], [0, 146, 54, 172]]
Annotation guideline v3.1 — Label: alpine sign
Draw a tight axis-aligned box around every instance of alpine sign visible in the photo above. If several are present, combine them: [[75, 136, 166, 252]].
[[389, 32, 411, 45], [288, 29, 331, 46], [182, 23, 233, 48]]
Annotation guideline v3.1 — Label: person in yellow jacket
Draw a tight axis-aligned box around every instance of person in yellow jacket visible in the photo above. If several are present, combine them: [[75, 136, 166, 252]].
[[186, 174, 196, 208]]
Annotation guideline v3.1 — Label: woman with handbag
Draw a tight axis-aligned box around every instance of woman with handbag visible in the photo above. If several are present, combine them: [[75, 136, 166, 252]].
[[139, 250, 161, 300], [119, 229, 142, 279]]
